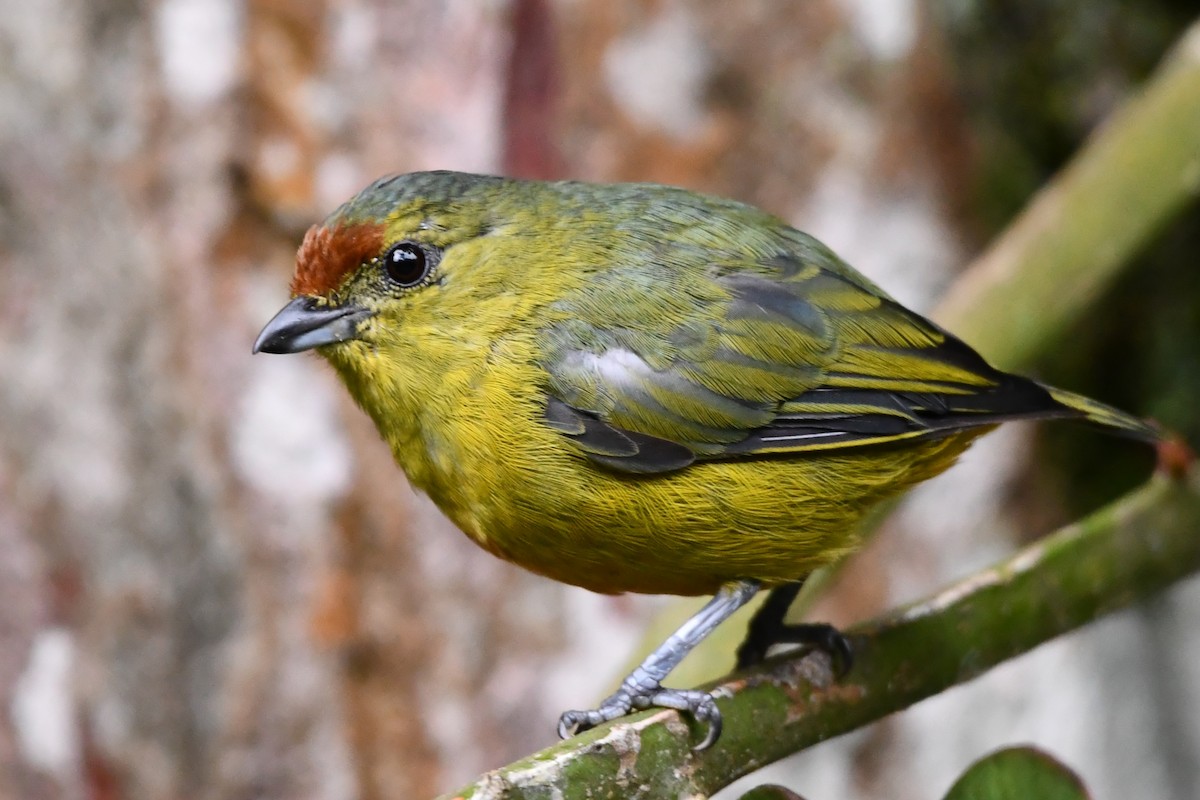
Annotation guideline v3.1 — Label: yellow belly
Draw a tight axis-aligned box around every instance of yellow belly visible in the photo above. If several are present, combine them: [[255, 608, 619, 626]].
[[330, 339, 980, 596], [419, 410, 978, 596]]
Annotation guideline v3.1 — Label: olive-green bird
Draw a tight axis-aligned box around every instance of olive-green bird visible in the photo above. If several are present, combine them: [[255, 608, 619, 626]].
[[254, 171, 1160, 749]]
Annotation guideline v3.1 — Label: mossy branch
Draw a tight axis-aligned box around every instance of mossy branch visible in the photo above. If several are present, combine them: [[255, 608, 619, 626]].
[[443, 470, 1200, 800]]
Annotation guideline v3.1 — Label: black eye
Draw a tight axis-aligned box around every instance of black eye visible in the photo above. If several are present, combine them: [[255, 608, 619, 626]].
[[382, 241, 431, 287]]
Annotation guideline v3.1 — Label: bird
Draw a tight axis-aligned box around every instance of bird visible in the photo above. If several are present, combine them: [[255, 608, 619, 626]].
[[254, 170, 1161, 750]]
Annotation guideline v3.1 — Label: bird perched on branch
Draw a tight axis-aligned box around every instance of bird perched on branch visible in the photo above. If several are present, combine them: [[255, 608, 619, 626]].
[[255, 171, 1161, 749]]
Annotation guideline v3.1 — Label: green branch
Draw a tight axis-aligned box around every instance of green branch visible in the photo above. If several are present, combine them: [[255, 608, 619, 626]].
[[442, 470, 1200, 799], [933, 21, 1200, 365]]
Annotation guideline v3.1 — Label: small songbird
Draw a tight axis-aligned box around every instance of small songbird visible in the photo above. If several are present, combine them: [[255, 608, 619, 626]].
[[254, 171, 1159, 749]]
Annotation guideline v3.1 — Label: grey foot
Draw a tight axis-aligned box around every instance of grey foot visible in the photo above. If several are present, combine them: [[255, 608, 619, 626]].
[[736, 621, 854, 673], [557, 685, 723, 750]]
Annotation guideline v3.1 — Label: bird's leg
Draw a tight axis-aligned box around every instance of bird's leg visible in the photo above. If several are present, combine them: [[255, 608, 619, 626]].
[[557, 579, 760, 750], [735, 581, 804, 669], [734, 579, 853, 673]]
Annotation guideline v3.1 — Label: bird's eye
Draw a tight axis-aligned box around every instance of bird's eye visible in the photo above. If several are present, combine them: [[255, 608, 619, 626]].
[[382, 241, 431, 288]]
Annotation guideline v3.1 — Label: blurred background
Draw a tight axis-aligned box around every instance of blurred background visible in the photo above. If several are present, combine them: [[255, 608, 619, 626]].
[[1, 1, 1198, 798]]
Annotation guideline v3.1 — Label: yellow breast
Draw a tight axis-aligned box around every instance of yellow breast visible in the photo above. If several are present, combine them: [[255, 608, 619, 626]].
[[331, 332, 978, 596]]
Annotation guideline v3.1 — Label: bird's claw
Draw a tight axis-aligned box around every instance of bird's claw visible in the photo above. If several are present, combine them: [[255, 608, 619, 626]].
[[557, 705, 619, 740], [557, 686, 723, 750], [646, 688, 722, 750], [824, 627, 854, 676]]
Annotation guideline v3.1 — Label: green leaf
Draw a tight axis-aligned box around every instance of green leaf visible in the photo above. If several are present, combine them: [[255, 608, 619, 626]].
[[737, 785, 809, 800], [943, 746, 1091, 800]]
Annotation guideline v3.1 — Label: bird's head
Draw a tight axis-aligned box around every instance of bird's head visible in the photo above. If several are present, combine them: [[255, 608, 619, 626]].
[[253, 171, 527, 359]]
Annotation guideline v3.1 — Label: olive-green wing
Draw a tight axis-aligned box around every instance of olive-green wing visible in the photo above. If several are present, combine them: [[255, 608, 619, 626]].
[[538, 252, 1061, 475]]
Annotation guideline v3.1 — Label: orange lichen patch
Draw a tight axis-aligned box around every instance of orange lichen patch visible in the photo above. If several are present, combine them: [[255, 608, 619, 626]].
[[290, 221, 385, 296], [1156, 434, 1195, 480]]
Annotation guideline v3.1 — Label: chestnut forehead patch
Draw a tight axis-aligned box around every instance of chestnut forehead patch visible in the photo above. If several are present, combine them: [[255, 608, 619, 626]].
[[290, 221, 386, 296]]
